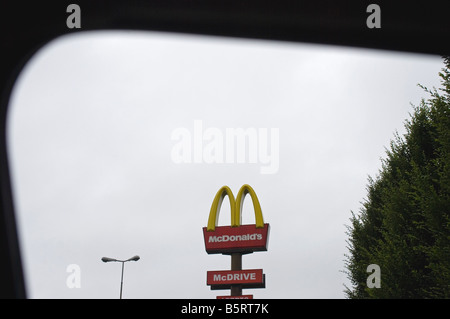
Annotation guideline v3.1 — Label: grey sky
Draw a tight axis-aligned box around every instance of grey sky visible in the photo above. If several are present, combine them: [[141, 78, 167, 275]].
[[7, 30, 444, 298]]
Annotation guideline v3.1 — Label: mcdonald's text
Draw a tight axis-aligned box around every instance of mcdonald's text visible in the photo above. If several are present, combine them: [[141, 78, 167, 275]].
[[208, 233, 263, 243], [203, 224, 269, 254]]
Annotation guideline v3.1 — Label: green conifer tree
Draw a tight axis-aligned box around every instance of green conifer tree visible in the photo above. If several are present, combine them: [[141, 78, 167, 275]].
[[345, 56, 450, 298]]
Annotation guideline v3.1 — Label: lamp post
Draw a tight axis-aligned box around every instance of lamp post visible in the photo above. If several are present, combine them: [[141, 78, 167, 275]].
[[101, 255, 140, 299]]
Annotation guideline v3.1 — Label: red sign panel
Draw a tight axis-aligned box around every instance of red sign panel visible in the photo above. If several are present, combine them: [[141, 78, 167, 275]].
[[217, 295, 253, 299], [207, 269, 263, 286], [203, 224, 270, 254]]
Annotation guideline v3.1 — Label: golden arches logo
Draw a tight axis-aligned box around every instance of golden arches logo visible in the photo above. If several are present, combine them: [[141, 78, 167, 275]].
[[207, 184, 264, 231]]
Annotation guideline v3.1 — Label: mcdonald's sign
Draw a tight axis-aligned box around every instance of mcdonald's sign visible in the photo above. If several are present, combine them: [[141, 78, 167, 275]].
[[207, 269, 265, 289], [203, 184, 270, 254], [216, 295, 253, 299]]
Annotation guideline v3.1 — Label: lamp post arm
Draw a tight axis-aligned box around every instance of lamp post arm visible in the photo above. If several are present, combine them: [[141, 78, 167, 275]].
[[101, 255, 139, 299]]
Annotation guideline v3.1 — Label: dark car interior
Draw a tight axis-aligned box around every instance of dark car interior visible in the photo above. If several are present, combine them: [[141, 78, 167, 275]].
[[1, 0, 449, 298]]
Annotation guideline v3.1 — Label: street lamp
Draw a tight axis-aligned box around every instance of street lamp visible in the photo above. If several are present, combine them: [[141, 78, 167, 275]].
[[101, 255, 140, 299]]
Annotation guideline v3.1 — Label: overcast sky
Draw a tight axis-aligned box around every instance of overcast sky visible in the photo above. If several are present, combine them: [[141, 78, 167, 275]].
[[7, 30, 444, 298]]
